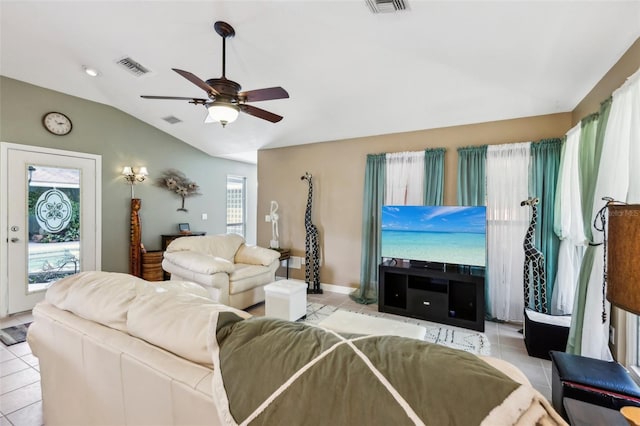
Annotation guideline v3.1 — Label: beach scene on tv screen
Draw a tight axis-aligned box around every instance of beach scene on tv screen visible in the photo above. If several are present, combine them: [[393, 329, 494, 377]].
[[381, 206, 487, 267]]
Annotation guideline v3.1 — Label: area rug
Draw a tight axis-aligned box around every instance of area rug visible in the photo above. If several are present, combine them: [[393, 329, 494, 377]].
[[0, 322, 31, 346], [301, 303, 490, 356]]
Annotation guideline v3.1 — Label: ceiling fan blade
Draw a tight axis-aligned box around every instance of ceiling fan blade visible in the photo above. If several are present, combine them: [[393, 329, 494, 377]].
[[141, 95, 206, 101], [172, 68, 220, 96], [238, 87, 289, 102], [239, 104, 283, 123]]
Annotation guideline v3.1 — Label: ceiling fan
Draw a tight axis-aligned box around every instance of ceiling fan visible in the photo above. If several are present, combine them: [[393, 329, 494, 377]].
[[141, 21, 289, 127]]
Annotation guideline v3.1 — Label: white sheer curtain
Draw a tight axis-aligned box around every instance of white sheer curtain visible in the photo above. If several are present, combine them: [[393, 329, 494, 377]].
[[385, 151, 425, 205], [580, 68, 640, 360], [552, 124, 586, 315], [486, 142, 531, 321]]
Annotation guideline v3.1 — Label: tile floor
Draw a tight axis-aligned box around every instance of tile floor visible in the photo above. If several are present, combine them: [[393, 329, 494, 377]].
[[0, 311, 40, 426], [0, 290, 553, 426]]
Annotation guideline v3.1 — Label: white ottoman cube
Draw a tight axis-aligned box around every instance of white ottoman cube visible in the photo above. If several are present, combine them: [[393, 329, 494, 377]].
[[264, 280, 308, 321]]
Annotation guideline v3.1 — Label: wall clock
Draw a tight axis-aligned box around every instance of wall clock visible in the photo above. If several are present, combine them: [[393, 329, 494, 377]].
[[42, 111, 72, 136]]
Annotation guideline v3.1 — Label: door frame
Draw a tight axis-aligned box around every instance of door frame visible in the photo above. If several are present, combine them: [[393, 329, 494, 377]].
[[0, 142, 102, 316]]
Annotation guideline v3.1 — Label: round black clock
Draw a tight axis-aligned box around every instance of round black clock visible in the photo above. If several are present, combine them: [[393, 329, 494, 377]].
[[42, 112, 72, 136]]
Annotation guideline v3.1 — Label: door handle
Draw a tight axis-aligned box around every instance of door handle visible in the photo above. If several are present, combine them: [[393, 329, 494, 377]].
[[10, 237, 19, 243]]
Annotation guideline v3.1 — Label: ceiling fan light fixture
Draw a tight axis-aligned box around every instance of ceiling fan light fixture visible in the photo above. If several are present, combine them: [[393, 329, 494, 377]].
[[207, 103, 239, 127]]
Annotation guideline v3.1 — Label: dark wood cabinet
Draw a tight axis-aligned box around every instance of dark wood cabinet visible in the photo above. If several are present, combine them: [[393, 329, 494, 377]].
[[161, 232, 206, 251], [379, 260, 485, 331]]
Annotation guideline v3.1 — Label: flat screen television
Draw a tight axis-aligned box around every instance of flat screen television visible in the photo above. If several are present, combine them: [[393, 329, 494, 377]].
[[381, 205, 487, 267]]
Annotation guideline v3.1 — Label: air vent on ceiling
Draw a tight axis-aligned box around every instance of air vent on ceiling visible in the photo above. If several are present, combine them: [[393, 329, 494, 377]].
[[162, 115, 182, 124], [115, 56, 151, 77], [366, 0, 407, 13]]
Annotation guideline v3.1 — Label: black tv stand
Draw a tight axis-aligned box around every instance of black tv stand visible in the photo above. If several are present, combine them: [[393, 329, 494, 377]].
[[379, 260, 485, 331]]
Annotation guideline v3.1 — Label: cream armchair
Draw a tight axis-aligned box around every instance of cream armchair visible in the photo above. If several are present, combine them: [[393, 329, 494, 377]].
[[162, 233, 281, 309]]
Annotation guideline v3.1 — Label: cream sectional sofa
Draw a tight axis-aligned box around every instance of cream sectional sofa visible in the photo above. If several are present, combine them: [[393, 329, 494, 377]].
[[161, 233, 281, 309], [28, 271, 564, 425], [28, 271, 249, 426]]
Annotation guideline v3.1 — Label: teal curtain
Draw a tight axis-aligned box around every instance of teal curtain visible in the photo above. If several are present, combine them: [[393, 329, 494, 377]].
[[456, 145, 490, 316], [424, 148, 445, 205], [351, 153, 386, 304], [529, 138, 563, 312], [567, 100, 611, 354], [457, 146, 487, 206]]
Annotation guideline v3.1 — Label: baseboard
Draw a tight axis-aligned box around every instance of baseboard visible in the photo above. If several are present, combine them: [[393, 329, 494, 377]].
[[320, 283, 354, 295], [274, 276, 355, 295]]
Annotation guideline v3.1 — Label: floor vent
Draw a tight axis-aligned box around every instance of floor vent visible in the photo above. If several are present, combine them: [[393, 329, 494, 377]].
[[162, 115, 182, 124], [115, 56, 151, 77], [366, 0, 407, 13]]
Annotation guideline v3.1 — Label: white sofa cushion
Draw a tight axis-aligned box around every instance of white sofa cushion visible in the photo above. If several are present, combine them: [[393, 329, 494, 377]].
[[162, 261, 230, 288], [46, 271, 145, 331], [235, 244, 280, 266], [127, 291, 251, 366], [163, 251, 235, 274], [45, 271, 211, 332], [148, 280, 210, 299], [229, 264, 276, 294], [166, 233, 245, 262]]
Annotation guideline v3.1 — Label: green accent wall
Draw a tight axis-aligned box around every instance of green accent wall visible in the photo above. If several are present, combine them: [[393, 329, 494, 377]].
[[0, 76, 257, 273]]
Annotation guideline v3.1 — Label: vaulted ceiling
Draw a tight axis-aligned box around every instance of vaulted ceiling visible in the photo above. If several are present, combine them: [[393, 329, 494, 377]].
[[1, 1, 639, 163]]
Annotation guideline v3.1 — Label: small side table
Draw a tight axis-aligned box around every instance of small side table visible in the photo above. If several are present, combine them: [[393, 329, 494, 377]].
[[272, 248, 291, 279]]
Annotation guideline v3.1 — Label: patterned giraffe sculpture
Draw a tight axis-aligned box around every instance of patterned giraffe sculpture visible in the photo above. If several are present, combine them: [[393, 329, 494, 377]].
[[301, 172, 322, 294], [520, 197, 548, 313]]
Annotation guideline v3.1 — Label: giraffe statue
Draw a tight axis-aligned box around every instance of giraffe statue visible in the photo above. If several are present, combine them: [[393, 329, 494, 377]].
[[301, 172, 322, 294], [520, 197, 547, 313]]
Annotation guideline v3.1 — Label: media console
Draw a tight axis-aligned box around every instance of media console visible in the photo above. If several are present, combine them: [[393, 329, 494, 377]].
[[378, 260, 485, 332]]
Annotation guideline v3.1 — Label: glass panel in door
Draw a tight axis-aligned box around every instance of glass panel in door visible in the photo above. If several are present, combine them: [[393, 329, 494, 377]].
[[27, 165, 81, 292]]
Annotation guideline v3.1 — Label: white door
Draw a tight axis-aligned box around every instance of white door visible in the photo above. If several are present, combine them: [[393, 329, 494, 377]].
[[1, 143, 101, 315]]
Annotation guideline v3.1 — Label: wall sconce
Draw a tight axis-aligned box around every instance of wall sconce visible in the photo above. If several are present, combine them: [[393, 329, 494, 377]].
[[122, 166, 148, 198]]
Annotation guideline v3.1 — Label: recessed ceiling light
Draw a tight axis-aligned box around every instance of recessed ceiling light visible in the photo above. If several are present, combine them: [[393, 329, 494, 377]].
[[83, 66, 100, 77]]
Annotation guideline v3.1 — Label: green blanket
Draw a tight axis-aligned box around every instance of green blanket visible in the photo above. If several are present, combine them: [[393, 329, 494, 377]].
[[211, 313, 562, 426]]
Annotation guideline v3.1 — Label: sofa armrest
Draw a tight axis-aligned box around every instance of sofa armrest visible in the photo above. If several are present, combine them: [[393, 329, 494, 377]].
[[163, 251, 235, 275], [235, 244, 280, 266]]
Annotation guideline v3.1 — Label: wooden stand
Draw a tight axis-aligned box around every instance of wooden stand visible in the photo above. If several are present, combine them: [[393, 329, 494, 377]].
[[129, 198, 142, 277], [142, 251, 164, 281]]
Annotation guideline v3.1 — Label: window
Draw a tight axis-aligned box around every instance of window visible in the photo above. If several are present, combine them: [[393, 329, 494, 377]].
[[226, 175, 246, 238]]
